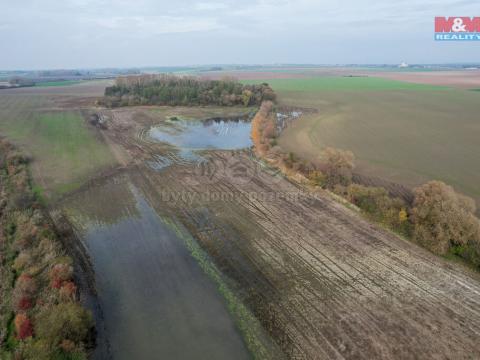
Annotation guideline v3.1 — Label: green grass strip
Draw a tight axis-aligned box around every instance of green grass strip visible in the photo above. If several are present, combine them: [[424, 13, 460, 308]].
[[162, 217, 282, 360]]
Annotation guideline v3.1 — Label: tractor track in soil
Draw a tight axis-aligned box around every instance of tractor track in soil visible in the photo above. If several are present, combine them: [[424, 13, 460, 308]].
[[85, 106, 480, 359]]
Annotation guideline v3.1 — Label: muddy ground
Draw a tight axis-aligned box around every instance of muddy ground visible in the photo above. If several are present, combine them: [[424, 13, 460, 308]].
[[77, 106, 480, 359]]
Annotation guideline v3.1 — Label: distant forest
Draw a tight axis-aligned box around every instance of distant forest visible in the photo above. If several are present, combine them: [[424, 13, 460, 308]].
[[102, 75, 276, 107]]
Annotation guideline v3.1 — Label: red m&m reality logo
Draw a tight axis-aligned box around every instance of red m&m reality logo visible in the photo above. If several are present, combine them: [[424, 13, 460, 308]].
[[435, 17, 480, 41]]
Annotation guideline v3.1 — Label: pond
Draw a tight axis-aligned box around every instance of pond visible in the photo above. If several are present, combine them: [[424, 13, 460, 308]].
[[148, 117, 253, 150]]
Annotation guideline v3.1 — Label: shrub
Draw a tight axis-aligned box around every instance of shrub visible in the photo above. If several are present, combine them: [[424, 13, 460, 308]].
[[282, 152, 298, 169], [412, 181, 480, 257], [399, 209, 408, 223], [22, 339, 51, 360], [16, 297, 33, 311], [13, 252, 33, 272], [13, 216, 39, 251], [15, 314, 34, 340], [13, 275, 37, 299], [35, 303, 93, 350], [347, 185, 388, 214], [347, 184, 410, 234], [49, 264, 73, 289], [320, 147, 355, 189], [242, 89, 253, 106], [59, 282, 77, 301], [60, 339, 76, 353]]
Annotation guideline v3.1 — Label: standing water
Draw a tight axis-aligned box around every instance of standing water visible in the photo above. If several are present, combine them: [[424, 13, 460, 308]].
[[63, 174, 251, 360], [148, 117, 253, 150]]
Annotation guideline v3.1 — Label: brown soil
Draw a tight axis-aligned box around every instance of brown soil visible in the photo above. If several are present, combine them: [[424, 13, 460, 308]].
[[367, 70, 480, 89], [201, 68, 480, 90], [85, 106, 480, 359]]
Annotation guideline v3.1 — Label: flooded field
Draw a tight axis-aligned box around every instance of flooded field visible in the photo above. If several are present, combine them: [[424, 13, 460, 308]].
[[84, 104, 480, 359], [28, 97, 479, 360], [62, 174, 252, 360]]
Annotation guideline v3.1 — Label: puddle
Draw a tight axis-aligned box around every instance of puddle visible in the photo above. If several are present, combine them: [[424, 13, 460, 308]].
[[146, 150, 205, 171], [276, 111, 302, 133], [63, 175, 251, 360], [148, 117, 253, 151]]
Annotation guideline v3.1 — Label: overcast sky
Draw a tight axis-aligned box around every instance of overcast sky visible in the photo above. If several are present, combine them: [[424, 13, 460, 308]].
[[1, 0, 478, 70]]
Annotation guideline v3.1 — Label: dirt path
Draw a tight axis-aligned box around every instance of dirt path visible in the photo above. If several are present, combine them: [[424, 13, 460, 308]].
[[97, 107, 480, 359]]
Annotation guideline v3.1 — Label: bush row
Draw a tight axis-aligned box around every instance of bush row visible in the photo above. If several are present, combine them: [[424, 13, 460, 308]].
[[251, 103, 480, 269], [0, 139, 93, 360]]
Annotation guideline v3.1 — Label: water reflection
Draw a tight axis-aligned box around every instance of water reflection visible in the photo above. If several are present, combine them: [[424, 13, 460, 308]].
[[63, 175, 251, 360], [149, 118, 253, 150]]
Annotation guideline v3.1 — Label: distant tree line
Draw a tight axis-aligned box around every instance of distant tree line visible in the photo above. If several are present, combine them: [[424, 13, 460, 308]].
[[101, 74, 276, 107], [8, 77, 36, 87]]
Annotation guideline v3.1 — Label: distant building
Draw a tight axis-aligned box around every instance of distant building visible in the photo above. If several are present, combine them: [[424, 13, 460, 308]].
[[399, 62, 409, 68]]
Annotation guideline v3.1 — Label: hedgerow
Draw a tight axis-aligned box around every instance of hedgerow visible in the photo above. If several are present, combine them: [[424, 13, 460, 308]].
[[251, 103, 480, 270], [0, 139, 93, 360]]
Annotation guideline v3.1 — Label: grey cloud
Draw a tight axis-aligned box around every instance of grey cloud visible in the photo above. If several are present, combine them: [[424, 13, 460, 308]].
[[1, 0, 479, 69]]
